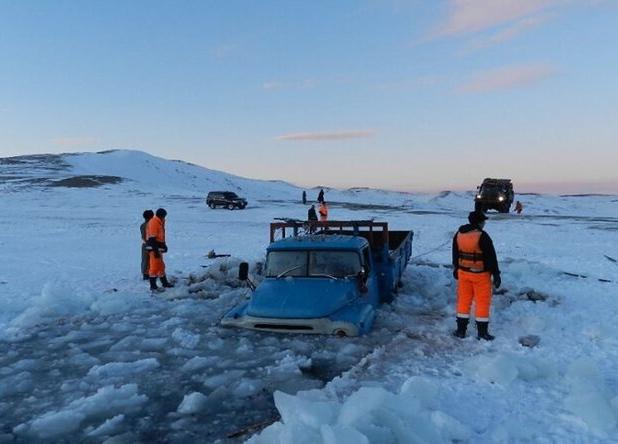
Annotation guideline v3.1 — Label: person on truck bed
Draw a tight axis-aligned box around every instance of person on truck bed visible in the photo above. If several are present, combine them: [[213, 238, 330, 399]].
[[452, 210, 501, 340], [319, 201, 328, 222]]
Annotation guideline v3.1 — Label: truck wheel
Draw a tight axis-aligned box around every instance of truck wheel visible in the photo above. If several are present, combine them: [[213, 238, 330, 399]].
[[239, 204, 246, 209], [334, 329, 348, 337], [227, 203, 235, 210], [208, 202, 215, 209]]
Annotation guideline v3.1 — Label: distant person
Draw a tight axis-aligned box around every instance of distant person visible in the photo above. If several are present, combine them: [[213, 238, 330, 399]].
[[146, 208, 174, 292], [140, 210, 155, 280], [307, 205, 318, 221], [319, 201, 328, 222], [515, 200, 523, 214], [452, 211, 501, 341], [317, 188, 325, 203], [302, 190, 307, 205]]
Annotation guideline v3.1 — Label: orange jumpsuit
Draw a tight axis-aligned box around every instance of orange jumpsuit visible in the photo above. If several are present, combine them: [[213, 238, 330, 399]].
[[146, 216, 166, 278], [319, 203, 328, 222], [454, 229, 493, 321]]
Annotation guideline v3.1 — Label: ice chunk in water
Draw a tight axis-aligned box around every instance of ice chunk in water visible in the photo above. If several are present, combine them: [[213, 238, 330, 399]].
[[274, 391, 337, 428], [171, 328, 200, 349], [177, 392, 208, 414], [321, 424, 369, 444]]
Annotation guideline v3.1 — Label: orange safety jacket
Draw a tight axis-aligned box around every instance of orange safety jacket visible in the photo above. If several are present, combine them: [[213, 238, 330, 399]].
[[319, 203, 328, 220], [452, 224, 500, 275], [146, 216, 166, 248], [456, 230, 484, 272]]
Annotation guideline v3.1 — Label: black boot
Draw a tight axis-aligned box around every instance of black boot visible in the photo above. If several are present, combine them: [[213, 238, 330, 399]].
[[453, 317, 469, 338], [149, 277, 159, 291], [143, 274, 149, 281], [476, 321, 495, 341], [160, 275, 174, 288]]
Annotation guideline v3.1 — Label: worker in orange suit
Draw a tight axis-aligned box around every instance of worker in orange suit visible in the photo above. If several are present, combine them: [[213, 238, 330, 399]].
[[319, 201, 328, 222], [452, 210, 501, 340], [146, 208, 174, 292]]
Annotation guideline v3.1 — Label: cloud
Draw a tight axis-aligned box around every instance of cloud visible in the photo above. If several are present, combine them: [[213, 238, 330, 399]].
[[263, 79, 317, 91], [52, 137, 98, 148], [465, 15, 549, 51], [458, 63, 555, 93], [275, 130, 375, 141], [432, 0, 556, 38]]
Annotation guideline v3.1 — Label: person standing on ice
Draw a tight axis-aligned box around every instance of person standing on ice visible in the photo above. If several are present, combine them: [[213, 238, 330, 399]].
[[319, 201, 328, 222], [307, 204, 318, 221], [452, 210, 501, 340], [140, 209, 154, 280], [146, 208, 174, 292], [515, 200, 523, 214], [302, 190, 307, 205], [317, 188, 324, 203]]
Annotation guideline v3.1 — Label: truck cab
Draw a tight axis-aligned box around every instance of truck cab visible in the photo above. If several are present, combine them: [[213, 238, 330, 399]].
[[221, 221, 413, 336]]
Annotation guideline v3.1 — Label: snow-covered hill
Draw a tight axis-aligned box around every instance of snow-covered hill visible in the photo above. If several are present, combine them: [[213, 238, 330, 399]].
[[1, 149, 617, 443]]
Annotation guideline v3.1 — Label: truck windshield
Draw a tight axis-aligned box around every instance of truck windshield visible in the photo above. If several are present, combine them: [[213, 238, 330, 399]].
[[224, 192, 238, 199], [265, 251, 362, 278]]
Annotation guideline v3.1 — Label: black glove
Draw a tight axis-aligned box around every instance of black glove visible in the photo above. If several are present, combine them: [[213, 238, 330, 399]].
[[493, 273, 501, 289], [160, 243, 168, 253], [453, 268, 458, 280]]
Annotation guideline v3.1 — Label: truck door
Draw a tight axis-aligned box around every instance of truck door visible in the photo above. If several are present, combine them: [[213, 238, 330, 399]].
[[362, 247, 379, 304]]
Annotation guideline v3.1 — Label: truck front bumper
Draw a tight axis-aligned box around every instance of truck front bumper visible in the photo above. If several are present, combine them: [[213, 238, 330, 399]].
[[220, 314, 359, 337]]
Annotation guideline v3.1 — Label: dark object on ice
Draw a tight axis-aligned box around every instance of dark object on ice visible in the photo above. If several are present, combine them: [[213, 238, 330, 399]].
[[453, 317, 469, 338], [523, 290, 548, 302], [207, 249, 231, 259], [604, 254, 617, 263], [476, 321, 495, 341], [317, 188, 324, 203], [474, 178, 514, 213], [49, 175, 123, 188], [206, 191, 247, 210], [238, 262, 256, 291], [302, 190, 307, 204], [227, 415, 281, 439], [519, 335, 541, 348], [161, 275, 174, 288]]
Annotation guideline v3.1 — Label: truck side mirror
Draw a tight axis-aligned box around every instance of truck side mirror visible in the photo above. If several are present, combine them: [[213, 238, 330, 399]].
[[238, 262, 249, 281], [357, 268, 368, 294]]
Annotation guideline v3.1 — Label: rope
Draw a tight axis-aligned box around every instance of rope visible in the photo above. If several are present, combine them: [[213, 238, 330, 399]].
[[411, 239, 451, 260]]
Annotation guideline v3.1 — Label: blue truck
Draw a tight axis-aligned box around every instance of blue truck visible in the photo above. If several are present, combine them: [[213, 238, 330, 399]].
[[221, 220, 413, 336]]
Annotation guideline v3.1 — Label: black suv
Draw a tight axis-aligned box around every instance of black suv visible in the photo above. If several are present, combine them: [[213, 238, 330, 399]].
[[474, 178, 514, 213], [206, 191, 247, 210]]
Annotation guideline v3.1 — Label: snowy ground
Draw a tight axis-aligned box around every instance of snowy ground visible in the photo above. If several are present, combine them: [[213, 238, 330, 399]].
[[1, 150, 617, 443]]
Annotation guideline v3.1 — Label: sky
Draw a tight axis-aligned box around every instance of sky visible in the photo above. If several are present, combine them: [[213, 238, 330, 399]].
[[0, 0, 617, 193]]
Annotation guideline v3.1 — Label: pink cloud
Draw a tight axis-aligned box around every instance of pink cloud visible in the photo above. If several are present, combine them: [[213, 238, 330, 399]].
[[433, 0, 556, 37], [458, 63, 555, 93], [275, 130, 375, 141], [465, 15, 549, 51]]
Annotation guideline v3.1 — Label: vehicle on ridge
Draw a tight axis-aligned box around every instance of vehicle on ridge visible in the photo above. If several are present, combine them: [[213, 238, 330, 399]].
[[206, 191, 247, 210]]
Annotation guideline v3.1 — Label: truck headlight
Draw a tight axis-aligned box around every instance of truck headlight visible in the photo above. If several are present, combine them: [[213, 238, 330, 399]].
[[476, 194, 482, 199], [498, 196, 505, 201]]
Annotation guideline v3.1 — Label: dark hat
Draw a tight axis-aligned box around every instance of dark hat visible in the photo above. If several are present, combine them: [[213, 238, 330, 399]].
[[468, 210, 488, 225], [143, 209, 154, 220], [156, 208, 167, 218]]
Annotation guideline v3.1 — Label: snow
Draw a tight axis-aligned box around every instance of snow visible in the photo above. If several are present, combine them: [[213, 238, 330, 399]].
[[1, 149, 618, 442]]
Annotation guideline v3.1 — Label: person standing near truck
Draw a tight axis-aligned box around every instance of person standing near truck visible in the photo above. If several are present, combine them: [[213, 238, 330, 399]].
[[452, 211, 501, 340], [146, 208, 174, 292], [317, 188, 324, 203], [140, 210, 154, 280], [319, 201, 328, 222]]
